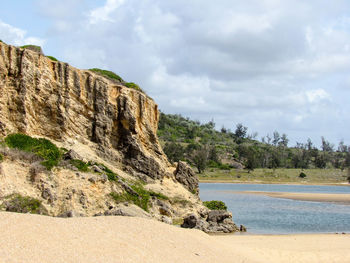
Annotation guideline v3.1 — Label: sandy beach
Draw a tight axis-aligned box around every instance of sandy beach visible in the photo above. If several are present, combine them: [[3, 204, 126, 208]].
[[1, 212, 350, 263], [233, 191, 350, 205]]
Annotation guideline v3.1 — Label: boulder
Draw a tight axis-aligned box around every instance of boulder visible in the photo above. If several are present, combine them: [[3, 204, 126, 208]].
[[181, 210, 239, 233], [63, 150, 82, 161], [174, 161, 199, 193]]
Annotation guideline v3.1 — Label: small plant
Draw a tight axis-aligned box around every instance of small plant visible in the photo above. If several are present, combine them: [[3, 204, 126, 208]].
[[0, 153, 3, 162], [2, 194, 47, 215], [89, 68, 124, 82], [46, 56, 58, 61], [203, 200, 227, 210], [125, 82, 143, 92], [5, 134, 61, 170], [70, 159, 89, 172], [91, 162, 118, 181], [299, 172, 307, 178], [149, 191, 169, 200]]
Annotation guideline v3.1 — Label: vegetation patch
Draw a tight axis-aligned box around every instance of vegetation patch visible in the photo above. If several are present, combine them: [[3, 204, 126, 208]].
[[70, 159, 89, 172], [46, 55, 58, 61], [90, 162, 118, 181], [125, 82, 143, 92], [20, 45, 42, 53], [89, 68, 124, 82], [2, 194, 47, 215], [203, 200, 227, 210], [299, 172, 307, 178], [5, 134, 61, 170], [110, 183, 169, 211], [0, 153, 3, 162]]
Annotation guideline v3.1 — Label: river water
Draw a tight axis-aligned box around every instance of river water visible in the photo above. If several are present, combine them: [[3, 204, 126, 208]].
[[199, 183, 350, 234]]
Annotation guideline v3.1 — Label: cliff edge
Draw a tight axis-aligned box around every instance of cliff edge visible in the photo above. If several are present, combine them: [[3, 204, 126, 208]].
[[0, 42, 238, 233]]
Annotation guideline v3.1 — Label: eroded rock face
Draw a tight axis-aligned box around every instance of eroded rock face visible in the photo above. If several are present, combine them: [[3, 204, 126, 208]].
[[174, 161, 199, 193], [0, 42, 169, 181], [0, 42, 215, 230]]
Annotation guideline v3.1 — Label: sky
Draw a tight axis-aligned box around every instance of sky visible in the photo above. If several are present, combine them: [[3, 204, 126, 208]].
[[1, 0, 350, 148]]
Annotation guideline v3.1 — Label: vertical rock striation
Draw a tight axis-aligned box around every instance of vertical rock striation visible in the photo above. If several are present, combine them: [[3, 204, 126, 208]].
[[0, 42, 170, 181]]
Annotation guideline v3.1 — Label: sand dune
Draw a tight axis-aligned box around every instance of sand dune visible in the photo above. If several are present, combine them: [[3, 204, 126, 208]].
[[0, 212, 350, 263], [234, 191, 350, 204]]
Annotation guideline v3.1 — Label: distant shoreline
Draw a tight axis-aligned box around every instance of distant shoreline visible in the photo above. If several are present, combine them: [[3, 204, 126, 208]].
[[199, 179, 350, 187]]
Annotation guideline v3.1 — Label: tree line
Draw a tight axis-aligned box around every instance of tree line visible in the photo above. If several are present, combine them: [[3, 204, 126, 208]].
[[158, 113, 350, 174]]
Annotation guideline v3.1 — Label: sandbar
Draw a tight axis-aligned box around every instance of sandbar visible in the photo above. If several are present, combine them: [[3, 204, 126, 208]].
[[233, 191, 350, 204], [0, 212, 350, 263]]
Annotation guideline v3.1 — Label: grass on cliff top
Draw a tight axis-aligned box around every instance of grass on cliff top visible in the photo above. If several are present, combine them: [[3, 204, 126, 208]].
[[46, 55, 58, 61], [20, 45, 42, 52], [125, 82, 143, 92], [5, 134, 61, 170], [89, 68, 124, 83]]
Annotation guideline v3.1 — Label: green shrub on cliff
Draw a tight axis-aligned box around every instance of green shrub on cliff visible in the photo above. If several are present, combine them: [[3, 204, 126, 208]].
[[70, 159, 89, 172], [89, 68, 124, 82], [125, 82, 143, 92], [0, 153, 3, 162], [20, 45, 42, 53], [5, 134, 61, 170], [2, 194, 47, 215], [46, 55, 58, 61], [110, 182, 169, 211], [203, 200, 227, 210]]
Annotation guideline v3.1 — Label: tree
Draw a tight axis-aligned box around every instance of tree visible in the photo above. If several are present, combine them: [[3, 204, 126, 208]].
[[234, 123, 247, 139], [272, 131, 280, 146], [163, 142, 184, 163], [321, 137, 334, 152], [279, 133, 289, 147], [191, 146, 208, 173]]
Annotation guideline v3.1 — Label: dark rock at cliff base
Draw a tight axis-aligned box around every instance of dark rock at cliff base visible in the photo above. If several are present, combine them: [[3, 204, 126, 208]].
[[181, 210, 239, 233], [63, 150, 82, 161], [174, 161, 199, 193]]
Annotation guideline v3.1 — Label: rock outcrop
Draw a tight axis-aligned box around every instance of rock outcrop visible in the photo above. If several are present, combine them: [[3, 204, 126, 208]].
[[181, 210, 239, 233], [0, 41, 238, 233]]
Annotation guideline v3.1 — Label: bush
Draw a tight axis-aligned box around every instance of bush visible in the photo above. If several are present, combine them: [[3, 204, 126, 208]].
[[46, 56, 58, 61], [5, 134, 61, 170], [2, 194, 47, 215], [0, 153, 3, 162], [125, 82, 143, 92], [89, 68, 124, 82], [203, 200, 227, 210], [299, 172, 307, 178]]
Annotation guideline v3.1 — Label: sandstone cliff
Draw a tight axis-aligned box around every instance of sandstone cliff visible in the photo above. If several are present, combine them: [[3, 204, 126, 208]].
[[0, 41, 238, 233]]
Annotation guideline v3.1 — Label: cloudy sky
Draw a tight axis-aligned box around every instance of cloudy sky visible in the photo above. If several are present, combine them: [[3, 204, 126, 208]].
[[1, 0, 350, 147]]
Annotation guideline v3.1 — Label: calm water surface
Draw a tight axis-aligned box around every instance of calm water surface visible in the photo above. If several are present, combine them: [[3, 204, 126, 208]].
[[199, 183, 350, 234]]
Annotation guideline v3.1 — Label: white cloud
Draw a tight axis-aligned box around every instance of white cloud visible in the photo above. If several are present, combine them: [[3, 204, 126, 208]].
[[0, 20, 44, 46], [18, 0, 350, 146], [89, 0, 125, 24]]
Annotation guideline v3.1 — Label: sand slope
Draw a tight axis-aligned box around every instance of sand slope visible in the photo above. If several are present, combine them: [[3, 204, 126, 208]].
[[0, 212, 349, 263]]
